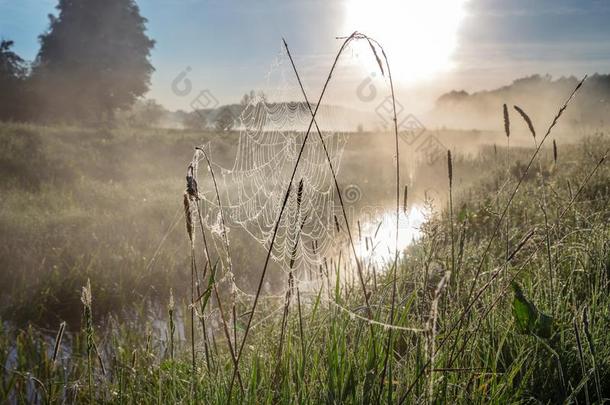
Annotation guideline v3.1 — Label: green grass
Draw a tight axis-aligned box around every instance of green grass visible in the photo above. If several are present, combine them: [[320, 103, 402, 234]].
[[0, 121, 609, 403], [0, 122, 234, 327]]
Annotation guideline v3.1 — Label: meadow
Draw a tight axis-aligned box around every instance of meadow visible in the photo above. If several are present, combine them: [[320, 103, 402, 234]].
[[0, 109, 609, 403]]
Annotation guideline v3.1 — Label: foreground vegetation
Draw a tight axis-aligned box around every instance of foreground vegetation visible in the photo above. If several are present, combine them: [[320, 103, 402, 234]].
[[1, 118, 609, 403]]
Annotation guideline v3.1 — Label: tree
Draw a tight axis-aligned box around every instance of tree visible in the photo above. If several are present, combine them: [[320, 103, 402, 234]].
[[240, 90, 256, 107], [215, 106, 235, 132], [183, 110, 209, 130], [0, 40, 28, 121], [120, 98, 165, 128], [32, 0, 155, 122]]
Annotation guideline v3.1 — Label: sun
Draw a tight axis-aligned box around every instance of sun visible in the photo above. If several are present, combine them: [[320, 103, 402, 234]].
[[343, 0, 468, 82]]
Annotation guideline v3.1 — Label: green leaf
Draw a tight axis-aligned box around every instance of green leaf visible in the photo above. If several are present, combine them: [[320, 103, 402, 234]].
[[457, 206, 469, 222], [511, 282, 554, 339]]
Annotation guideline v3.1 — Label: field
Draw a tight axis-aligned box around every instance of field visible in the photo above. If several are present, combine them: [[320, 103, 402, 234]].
[[1, 116, 609, 403]]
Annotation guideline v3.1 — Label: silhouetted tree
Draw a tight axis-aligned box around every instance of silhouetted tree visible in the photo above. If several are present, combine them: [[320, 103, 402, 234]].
[[32, 0, 155, 123], [0, 40, 28, 121]]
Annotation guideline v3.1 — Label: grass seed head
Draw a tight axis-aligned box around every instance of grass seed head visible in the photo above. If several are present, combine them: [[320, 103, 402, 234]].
[[168, 288, 175, 312], [513, 105, 536, 138], [183, 192, 194, 242], [503, 103, 510, 138], [447, 150, 453, 188], [297, 178, 304, 211], [81, 278, 92, 308]]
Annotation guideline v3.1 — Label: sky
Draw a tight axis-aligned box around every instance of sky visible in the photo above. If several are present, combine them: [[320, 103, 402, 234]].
[[2, 0, 610, 113]]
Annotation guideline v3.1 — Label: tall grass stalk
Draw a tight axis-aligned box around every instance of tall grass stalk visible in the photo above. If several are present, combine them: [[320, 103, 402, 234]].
[[282, 38, 375, 324], [345, 33, 403, 401], [81, 279, 94, 405], [275, 185, 306, 381], [229, 31, 396, 395], [503, 103, 511, 261], [189, 150, 242, 385], [582, 306, 602, 401], [183, 167, 199, 378], [194, 147, 237, 355], [427, 272, 450, 401], [51, 321, 65, 366], [448, 150, 455, 284], [514, 104, 555, 310], [573, 317, 591, 405], [168, 289, 175, 361]]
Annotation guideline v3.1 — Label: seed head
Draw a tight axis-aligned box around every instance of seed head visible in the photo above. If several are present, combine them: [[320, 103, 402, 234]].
[[513, 105, 536, 138], [503, 104, 510, 138], [81, 278, 92, 308], [447, 150, 453, 188], [183, 192, 194, 242]]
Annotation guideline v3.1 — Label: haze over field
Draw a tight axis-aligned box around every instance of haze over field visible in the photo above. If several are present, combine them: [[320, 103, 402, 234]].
[[1, 1, 610, 404]]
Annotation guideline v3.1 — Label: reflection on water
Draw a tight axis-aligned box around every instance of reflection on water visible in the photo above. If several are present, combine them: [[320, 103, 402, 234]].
[[353, 204, 430, 268]]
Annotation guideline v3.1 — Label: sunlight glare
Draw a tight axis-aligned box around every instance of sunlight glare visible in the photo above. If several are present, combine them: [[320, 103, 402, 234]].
[[355, 204, 429, 268], [344, 0, 468, 82]]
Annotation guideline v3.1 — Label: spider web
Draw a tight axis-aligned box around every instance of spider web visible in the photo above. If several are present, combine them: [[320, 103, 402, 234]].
[[182, 38, 433, 334], [191, 48, 351, 283]]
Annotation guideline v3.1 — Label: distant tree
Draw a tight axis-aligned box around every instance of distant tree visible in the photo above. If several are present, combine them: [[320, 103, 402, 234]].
[[0, 40, 28, 121], [32, 0, 155, 123], [215, 106, 234, 131], [182, 110, 209, 130], [435, 90, 469, 107], [123, 98, 165, 128], [240, 90, 256, 107]]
